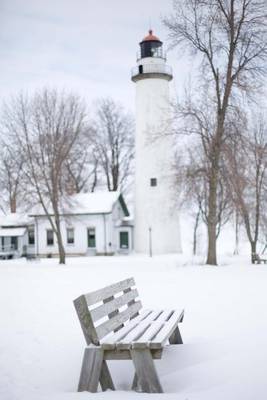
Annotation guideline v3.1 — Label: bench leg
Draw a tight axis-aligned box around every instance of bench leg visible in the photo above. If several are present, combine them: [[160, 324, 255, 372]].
[[131, 372, 142, 391], [100, 359, 115, 391], [78, 348, 105, 392], [130, 348, 163, 393], [169, 325, 183, 344]]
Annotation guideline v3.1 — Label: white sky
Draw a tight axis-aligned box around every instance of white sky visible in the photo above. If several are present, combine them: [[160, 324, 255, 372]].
[[0, 0, 192, 113]]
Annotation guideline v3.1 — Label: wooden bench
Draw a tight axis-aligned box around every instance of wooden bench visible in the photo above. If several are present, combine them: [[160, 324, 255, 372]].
[[73, 277, 184, 393], [252, 253, 267, 264]]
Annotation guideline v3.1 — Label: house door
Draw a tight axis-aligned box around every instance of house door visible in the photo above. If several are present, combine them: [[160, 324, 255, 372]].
[[119, 231, 129, 249], [11, 236, 18, 250], [87, 228, 96, 248]]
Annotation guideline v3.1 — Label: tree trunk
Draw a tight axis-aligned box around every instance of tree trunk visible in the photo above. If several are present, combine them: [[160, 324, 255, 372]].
[[91, 165, 98, 192], [193, 210, 200, 255], [57, 232, 66, 264], [206, 168, 218, 265], [251, 241, 257, 264], [10, 196, 16, 213], [54, 213, 66, 264], [206, 114, 225, 265], [58, 242, 65, 264], [233, 210, 239, 255]]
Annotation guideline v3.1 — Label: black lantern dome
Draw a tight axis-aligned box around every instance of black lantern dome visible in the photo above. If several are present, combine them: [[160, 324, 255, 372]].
[[139, 30, 163, 59], [131, 29, 172, 82]]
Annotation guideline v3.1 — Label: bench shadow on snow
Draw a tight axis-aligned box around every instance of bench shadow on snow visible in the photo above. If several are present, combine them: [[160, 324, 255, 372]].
[[107, 341, 229, 393]]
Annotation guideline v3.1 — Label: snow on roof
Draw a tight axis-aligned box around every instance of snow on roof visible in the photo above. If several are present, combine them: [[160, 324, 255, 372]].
[[0, 213, 33, 227], [30, 191, 125, 216], [65, 191, 121, 214], [0, 227, 27, 237]]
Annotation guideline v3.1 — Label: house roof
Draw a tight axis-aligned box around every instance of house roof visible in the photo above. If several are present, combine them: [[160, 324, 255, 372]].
[[0, 213, 33, 228], [0, 228, 27, 237], [30, 191, 130, 217]]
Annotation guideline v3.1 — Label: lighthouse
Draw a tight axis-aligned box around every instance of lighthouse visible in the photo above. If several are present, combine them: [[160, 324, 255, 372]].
[[131, 30, 181, 255]]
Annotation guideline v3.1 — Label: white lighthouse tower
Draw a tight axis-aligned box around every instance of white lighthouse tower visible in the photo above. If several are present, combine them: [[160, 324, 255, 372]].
[[131, 30, 181, 255]]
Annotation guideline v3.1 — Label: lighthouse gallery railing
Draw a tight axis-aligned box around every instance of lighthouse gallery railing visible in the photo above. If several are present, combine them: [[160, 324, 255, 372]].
[[131, 64, 173, 79]]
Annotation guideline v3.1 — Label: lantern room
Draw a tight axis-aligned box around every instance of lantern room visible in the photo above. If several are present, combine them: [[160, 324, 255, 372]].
[[138, 30, 165, 60]]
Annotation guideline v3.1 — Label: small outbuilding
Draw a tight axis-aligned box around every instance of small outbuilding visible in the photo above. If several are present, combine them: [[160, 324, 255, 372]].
[[0, 213, 34, 259]]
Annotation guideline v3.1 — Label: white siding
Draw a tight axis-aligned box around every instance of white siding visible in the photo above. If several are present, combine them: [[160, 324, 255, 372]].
[[35, 213, 118, 256], [133, 56, 181, 255]]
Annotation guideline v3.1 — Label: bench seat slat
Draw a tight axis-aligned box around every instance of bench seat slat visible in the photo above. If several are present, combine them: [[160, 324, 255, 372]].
[[85, 277, 135, 306], [116, 310, 163, 349], [101, 309, 152, 349], [148, 309, 184, 349], [131, 310, 174, 348], [91, 289, 139, 322], [96, 301, 142, 340], [131, 321, 164, 348]]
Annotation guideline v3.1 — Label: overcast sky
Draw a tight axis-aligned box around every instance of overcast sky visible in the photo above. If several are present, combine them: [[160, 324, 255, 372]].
[[0, 0, 192, 113]]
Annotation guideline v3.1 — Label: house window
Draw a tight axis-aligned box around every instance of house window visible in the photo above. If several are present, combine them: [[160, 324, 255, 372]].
[[11, 236, 18, 250], [47, 229, 54, 246], [67, 228, 74, 245], [28, 227, 35, 245], [87, 228, 96, 248], [120, 231, 129, 249], [150, 178, 157, 187]]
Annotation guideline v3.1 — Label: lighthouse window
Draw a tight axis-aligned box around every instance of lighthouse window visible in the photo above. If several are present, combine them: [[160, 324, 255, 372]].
[[150, 178, 157, 187], [138, 65, 143, 74]]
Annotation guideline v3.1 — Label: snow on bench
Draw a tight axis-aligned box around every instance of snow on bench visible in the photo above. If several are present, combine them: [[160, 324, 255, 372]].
[[73, 277, 184, 393]]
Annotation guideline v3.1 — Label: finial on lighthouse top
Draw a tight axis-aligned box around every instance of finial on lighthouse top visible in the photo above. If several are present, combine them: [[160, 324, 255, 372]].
[[141, 29, 161, 43]]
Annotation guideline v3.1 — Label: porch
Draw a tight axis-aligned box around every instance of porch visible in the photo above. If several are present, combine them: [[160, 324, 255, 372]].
[[0, 228, 27, 259]]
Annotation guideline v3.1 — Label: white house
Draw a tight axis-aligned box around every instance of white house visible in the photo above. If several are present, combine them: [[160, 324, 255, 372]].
[[0, 192, 133, 259]]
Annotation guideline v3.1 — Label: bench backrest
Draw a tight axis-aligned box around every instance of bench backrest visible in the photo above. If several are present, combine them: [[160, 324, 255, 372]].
[[74, 277, 142, 345]]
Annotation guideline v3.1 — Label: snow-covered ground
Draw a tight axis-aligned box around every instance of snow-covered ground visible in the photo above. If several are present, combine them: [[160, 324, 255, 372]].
[[1, 253, 267, 400]]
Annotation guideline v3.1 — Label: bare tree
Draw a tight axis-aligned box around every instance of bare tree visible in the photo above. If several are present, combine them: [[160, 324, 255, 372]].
[[225, 111, 267, 263], [64, 131, 99, 194], [164, 0, 267, 264], [1, 89, 88, 264], [0, 142, 24, 213], [176, 141, 233, 255], [92, 98, 134, 192]]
